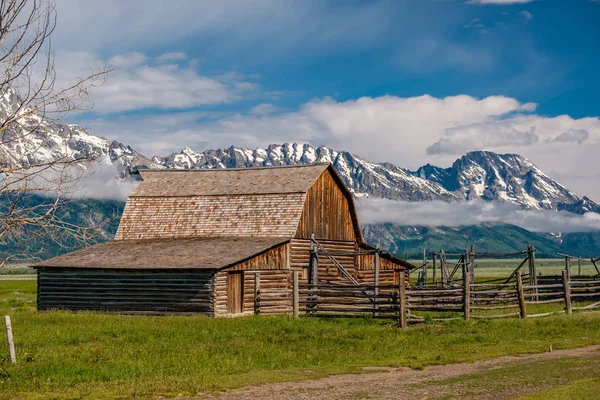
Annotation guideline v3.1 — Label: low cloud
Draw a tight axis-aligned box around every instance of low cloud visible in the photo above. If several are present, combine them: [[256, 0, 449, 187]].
[[357, 198, 600, 233], [69, 160, 139, 201], [550, 129, 589, 144], [426, 123, 539, 155]]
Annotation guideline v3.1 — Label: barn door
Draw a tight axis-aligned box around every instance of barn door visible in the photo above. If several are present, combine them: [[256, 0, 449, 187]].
[[227, 271, 244, 314]]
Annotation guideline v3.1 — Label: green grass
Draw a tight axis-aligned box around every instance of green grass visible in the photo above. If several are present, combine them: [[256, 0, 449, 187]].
[[0, 279, 37, 309], [409, 258, 599, 278], [517, 378, 600, 400], [2, 280, 600, 399], [417, 352, 600, 399], [0, 308, 600, 398]]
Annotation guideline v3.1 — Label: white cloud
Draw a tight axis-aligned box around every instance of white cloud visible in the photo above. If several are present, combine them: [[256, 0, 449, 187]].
[[86, 93, 600, 202], [427, 123, 539, 154], [550, 129, 589, 144], [70, 159, 141, 201], [358, 198, 600, 233], [53, 51, 257, 113]]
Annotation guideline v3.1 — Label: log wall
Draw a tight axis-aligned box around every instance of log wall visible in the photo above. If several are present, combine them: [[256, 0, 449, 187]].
[[290, 239, 357, 285], [37, 268, 215, 315], [214, 269, 292, 316]]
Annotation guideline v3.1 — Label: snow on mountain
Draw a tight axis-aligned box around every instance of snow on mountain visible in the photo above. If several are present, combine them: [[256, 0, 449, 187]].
[[147, 143, 458, 202], [414, 151, 599, 214], [1, 86, 598, 214]]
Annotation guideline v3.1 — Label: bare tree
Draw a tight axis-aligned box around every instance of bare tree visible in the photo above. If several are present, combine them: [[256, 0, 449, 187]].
[[0, 0, 112, 269]]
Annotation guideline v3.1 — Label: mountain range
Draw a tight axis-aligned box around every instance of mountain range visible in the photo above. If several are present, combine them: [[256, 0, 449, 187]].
[[2, 87, 600, 258]]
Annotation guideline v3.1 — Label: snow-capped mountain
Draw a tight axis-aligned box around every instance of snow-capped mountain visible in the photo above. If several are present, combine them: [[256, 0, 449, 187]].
[[1, 86, 598, 214], [414, 151, 600, 213], [147, 143, 457, 202]]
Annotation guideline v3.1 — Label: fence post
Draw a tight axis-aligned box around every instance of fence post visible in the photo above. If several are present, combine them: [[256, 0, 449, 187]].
[[562, 270, 572, 315], [4, 316, 16, 363], [516, 271, 527, 319], [422, 249, 427, 285], [399, 270, 407, 329], [292, 270, 299, 318], [432, 252, 437, 287], [254, 272, 261, 315], [578, 257, 582, 277], [470, 245, 476, 282], [310, 233, 318, 286], [462, 258, 471, 320], [440, 249, 447, 286], [374, 248, 380, 317], [565, 256, 571, 280]]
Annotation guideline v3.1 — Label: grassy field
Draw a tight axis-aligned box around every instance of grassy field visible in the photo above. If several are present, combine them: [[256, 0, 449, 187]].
[[409, 258, 599, 278], [417, 351, 600, 400], [0, 280, 600, 399]]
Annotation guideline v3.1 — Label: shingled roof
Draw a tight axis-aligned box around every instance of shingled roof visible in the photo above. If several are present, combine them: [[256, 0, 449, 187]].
[[34, 237, 290, 270], [134, 163, 331, 197], [115, 163, 361, 241]]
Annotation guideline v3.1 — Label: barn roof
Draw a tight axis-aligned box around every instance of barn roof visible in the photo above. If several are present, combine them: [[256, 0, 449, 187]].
[[134, 163, 331, 197], [115, 163, 363, 242], [33, 237, 290, 270]]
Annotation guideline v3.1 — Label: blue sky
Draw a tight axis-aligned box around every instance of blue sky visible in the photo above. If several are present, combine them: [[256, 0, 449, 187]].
[[50, 0, 600, 199]]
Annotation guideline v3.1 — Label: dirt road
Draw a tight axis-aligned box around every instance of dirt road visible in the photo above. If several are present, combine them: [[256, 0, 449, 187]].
[[197, 346, 600, 400]]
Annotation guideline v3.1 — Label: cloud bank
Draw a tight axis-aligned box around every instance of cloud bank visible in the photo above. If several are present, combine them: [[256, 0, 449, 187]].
[[53, 51, 258, 114], [357, 198, 600, 233]]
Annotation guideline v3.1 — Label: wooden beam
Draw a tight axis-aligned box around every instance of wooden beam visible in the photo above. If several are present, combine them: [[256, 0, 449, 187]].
[[4, 316, 16, 363], [470, 245, 475, 282], [422, 249, 427, 285], [399, 270, 407, 329], [432, 252, 437, 287], [374, 249, 380, 317], [506, 256, 530, 283], [254, 272, 261, 315], [463, 260, 471, 320], [562, 270, 572, 315], [516, 272, 527, 319], [312, 237, 359, 286], [292, 270, 299, 318]]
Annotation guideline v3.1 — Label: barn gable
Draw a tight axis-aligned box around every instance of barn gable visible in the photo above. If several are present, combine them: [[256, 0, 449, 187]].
[[295, 167, 362, 242], [115, 163, 362, 242]]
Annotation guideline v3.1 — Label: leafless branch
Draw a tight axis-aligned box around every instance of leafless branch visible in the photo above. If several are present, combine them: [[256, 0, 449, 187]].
[[0, 0, 112, 267]]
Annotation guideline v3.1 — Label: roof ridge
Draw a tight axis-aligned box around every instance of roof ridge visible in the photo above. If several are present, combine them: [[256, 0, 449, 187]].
[[139, 162, 331, 173]]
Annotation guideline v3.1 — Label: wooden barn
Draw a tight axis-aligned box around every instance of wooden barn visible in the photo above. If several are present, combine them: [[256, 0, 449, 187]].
[[33, 163, 412, 316]]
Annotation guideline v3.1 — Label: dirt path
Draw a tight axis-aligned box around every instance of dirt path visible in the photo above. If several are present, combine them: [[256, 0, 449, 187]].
[[196, 346, 600, 400]]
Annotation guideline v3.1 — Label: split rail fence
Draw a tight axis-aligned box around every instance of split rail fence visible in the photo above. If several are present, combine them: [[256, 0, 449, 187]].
[[252, 243, 600, 327], [290, 270, 600, 326]]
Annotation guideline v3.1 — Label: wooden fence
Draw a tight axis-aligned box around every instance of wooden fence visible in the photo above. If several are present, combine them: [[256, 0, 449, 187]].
[[292, 270, 600, 327]]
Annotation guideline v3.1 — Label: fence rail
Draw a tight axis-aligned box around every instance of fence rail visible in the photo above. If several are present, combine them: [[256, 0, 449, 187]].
[[296, 271, 600, 325]]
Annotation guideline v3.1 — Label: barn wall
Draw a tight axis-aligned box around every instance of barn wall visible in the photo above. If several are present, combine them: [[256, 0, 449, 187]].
[[291, 239, 409, 287], [290, 239, 358, 285], [358, 253, 409, 286], [226, 243, 290, 272], [115, 194, 305, 240], [214, 269, 292, 316], [37, 268, 215, 315], [295, 170, 357, 241]]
